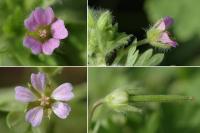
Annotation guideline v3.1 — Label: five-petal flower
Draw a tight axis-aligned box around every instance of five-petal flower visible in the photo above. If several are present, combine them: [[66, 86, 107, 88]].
[[24, 7, 68, 55], [15, 72, 74, 127]]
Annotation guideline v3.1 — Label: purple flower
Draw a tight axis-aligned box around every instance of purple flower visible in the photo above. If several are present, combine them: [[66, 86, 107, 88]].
[[15, 72, 74, 127], [24, 7, 68, 55], [153, 16, 177, 47]]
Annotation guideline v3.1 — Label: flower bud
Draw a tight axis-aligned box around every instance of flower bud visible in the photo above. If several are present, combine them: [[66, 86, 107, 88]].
[[104, 89, 129, 109], [104, 89, 142, 113]]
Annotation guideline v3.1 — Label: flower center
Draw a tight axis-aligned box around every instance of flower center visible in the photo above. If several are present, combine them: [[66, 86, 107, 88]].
[[39, 29, 47, 38], [39, 95, 50, 106], [26, 25, 51, 43]]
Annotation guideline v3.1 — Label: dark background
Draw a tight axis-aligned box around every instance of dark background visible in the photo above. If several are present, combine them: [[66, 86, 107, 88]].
[[89, 0, 148, 39], [0, 67, 86, 88]]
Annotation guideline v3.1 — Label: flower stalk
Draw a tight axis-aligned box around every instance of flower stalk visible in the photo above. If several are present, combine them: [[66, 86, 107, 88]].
[[130, 95, 193, 102], [135, 39, 149, 47]]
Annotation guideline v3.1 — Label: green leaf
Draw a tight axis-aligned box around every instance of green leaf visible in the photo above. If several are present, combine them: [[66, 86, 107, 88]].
[[6, 111, 30, 133], [146, 53, 164, 66], [114, 34, 132, 47], [128, 49, 164, 66], [125, 45, 139, 66], [134, 49, 153, 66]]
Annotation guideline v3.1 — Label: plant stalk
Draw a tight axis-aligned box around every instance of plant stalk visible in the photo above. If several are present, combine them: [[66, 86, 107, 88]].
[[130, 95, 193, 102], [136, 39, 149, 46]]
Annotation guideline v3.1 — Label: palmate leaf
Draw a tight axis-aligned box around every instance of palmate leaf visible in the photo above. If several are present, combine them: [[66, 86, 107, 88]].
[[111, 38, 164, 66], [134, 49, 164, 66], [125, 46, 164, 66], [125, 46, 139, 66]]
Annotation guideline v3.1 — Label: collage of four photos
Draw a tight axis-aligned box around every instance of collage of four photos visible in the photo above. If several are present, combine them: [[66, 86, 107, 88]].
[[0, 0, 200, 133]]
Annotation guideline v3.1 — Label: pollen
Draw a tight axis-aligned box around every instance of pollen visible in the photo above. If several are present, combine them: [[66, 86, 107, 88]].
[[39, 29, 47, 38], [39, 95, 50, 106]]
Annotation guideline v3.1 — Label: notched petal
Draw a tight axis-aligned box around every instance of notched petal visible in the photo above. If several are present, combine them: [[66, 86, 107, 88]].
[[24, 12, 38, 31], [51, 19, 68, 39], [33, 7, 54, 25], [45, 7, 55, 24], [42, 38, 60, 55], [31, 72, 46, 92], [52, 102, 71, 119], [155, 16, 174, 31], [26, 106, 43, 127], [51, 83, 74, 101], [15, 86, 36, 102], [163, 16, 174, 28], [23, 37, 42, 54]]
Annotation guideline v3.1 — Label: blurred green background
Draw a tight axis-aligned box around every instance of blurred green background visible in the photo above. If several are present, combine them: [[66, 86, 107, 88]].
[[89, 0, 200, 66], [0, 67, 87, 133], [0, 0, 87, 66], [89, 67, 200, 133]]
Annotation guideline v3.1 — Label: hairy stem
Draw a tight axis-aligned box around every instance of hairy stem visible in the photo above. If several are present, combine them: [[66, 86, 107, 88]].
[[130, 95, 193, 102], [136, 39, 149, 46]]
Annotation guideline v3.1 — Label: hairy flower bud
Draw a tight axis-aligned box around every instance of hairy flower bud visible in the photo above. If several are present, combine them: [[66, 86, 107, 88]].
[[147, 16, 177, 49], [105, 89, 129, 108], [104, 89, 142, 113]]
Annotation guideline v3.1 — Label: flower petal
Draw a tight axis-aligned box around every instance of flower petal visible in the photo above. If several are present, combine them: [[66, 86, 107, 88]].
[[26, 107, 43, 127], [52, 102, 71, 119], [156, 16, 174, 31], [31, 72, 46, 92], [23, 37, 42, 54], [51, 83, 74, 101], [44, 7, 55, 24], [15, 86, 36, 102], [42, 38, 60, 55], [51, 19, 68, 39], [160, 32, 177, 47], [33, 7, 54, 25], [24, 12, 38, 31]]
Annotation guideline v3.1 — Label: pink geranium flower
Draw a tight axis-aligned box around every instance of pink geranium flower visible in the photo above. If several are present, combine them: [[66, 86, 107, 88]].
[[24, 7, 68, 55], [15, 72, 74, 127]]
